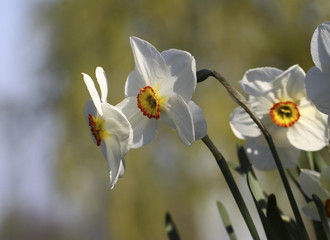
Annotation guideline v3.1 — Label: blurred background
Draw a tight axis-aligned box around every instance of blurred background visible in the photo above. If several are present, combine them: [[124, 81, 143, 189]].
[[1, 0, 330, 239]]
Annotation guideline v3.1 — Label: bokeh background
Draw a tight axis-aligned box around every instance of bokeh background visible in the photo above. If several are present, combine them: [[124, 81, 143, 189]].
[[1, 0, 330, 239]]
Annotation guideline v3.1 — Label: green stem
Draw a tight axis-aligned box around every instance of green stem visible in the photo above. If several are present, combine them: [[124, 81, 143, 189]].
[[197, 69, 309, 240], [202, 135, 261, 240]]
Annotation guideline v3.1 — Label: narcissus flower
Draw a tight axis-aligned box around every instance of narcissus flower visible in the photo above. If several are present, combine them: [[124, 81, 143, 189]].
[[305, 21, 330, 126], [299, 167, 330, 221], [117, 37, 207, 148], [230, 65, 328, 170], [83, 67, 133, 189]]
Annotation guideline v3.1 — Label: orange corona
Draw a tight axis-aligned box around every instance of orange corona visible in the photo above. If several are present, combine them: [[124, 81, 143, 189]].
[[270, 101, 300, 128], [88, 114, 102, 146], [137, 86, 161, 119]]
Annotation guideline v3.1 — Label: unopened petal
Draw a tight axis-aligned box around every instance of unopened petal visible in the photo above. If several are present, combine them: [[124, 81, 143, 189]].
[[163, 95, 194, 145], [101, 136, 122, 189], [117, 97, 158, 148], [130, 37, 167, 87], [299, 169, 328, 200], [305, 66, 330, 115], [82, 73, 103, 115], [239, 67, 282, 97], [161, 49, 196, 103], [311, 22, 330, 72], [95, 67, 108, 103]]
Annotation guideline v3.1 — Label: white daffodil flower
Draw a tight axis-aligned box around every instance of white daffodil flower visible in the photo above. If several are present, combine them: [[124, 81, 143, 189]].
[[299, 167, 330, 221], [305, 21, 330, 127], [117, 37, 207, 148], [83, 67, 133, 189], [230, 65, 328, 170]]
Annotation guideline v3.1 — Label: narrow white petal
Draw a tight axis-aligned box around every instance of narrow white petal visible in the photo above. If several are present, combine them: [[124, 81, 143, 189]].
[[162, 95, 194, 145], [130, 37, 167, 87], [299, 169, 328, 199], [95, 66, 108, 103], [82, 73, 103, 116], [101, 103, 133, 155], [320, 166, 330, 193], [302, 202, 321, 221], [239, 67, 282, 97], [116, 97, 158, 148], [187, 101, 207, 140], [273, 65, 306, 101], [161, 49, 196, 103], [101, 136, 122, 189], [311, 21, 330, 72], [305, 66, 330, 115], [287, 99, 328, 151], [246, 138, 300, 170]]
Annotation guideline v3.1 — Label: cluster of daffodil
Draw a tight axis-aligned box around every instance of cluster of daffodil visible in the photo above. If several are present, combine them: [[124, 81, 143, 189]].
[[82, 22, 330, 239], [83, 37, 207, 189]]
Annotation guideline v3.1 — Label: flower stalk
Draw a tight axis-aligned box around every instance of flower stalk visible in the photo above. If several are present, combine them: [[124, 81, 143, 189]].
[[202, 134, 260, 240], [197, 69, 309, 240]]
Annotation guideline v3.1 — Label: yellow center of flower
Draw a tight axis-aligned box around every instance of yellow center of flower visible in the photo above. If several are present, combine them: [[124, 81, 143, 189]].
[[325, 199, 330, 218], [88, 114, 107, 146], [137, 86, 162, 119], [270, 101, 300, 128]]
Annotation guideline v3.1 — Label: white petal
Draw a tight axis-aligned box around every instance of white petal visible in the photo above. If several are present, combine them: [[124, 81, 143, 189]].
[[101, 136, 122, 189], [305, 66, 330, 115], [311, 22, 330, 72], [82, 73, 103, 116], [302, 202, 321, 221], [118, 159, 126, 178], [187, 101, 207, 140], [84, 99, 98, 145], [116, 97, 158, 148], [125, 69, 147, 97], [230, 107, 261, 138], [162, 95, 195, 145], [273, 65, 306, 101], [287, 98, 328, 151], [239, 67, 282, 97], [245, 138, 300, 171], [95, 66, 108, 103], [101, 103, 133, 155], [161, 49, 196, 103], [84, 99, 97, 123], [299, 169, 328, 199], [129, 37, 167, 87], [320, 166, 330, 193]]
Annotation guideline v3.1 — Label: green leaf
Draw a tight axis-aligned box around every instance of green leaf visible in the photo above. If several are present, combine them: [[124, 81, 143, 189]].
[[165, 212, 181, 240], [216, 201, 238, 240], [266, 194, 293, 240], [312, 194, 330, 239]]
